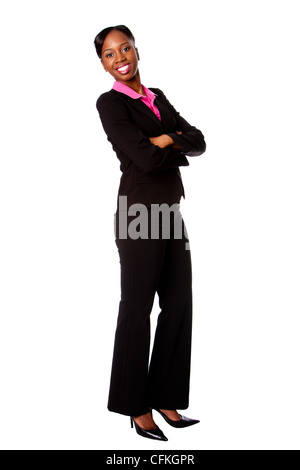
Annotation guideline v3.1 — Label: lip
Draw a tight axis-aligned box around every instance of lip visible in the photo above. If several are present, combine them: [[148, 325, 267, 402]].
[[115, 63, 131, 75]]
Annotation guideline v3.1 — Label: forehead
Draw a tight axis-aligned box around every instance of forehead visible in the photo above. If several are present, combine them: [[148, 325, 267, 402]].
[[102, 30, 133, 51]]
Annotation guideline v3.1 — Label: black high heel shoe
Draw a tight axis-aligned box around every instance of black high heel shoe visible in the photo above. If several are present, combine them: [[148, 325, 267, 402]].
[[153, 409, 200, 428], [130, 416, 168, 441]]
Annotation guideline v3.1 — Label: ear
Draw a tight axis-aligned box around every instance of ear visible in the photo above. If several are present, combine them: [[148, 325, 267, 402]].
[[135, 47, 140, 61]]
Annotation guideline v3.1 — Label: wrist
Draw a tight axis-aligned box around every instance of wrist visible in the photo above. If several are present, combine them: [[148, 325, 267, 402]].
[[164, 134, 174, 146]]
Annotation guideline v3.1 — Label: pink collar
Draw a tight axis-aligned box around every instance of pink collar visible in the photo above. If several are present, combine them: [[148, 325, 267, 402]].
[[112, 81, 157, 100]]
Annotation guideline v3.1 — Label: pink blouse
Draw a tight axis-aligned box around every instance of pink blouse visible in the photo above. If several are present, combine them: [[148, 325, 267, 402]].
[[112, 81, 161, 121]]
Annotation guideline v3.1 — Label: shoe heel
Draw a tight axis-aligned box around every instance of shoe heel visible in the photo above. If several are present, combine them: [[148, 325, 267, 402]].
[[129, 415, 167, 441]]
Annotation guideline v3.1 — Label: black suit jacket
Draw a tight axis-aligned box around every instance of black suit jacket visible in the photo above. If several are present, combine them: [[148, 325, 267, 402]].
[[96, 87, 206, 209]]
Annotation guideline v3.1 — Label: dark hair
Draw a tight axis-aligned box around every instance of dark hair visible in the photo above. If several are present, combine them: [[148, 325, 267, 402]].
[[94, 25, 135, 59]]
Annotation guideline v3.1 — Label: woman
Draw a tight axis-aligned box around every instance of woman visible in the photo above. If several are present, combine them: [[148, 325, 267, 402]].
[[94, 25, 206, 441]]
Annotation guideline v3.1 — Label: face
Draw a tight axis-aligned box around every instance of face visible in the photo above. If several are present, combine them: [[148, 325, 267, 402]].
[[101, 30, 140, 83]]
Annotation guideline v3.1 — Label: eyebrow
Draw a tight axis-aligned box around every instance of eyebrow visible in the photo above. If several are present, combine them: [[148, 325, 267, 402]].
[[102, 42, 130, 53]]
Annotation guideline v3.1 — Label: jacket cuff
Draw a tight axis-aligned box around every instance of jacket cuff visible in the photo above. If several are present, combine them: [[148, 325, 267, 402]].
[[167, 132, 191, 154]]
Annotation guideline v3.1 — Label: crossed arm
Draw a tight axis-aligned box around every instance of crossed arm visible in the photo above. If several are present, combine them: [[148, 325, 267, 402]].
[[152, 88, 206, 157], [149, 131, 183, 150], [97, 89, 206, 174]]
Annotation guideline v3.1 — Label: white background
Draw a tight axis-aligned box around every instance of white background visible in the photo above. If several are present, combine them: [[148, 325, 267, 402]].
[[0, 0, 299, 450]]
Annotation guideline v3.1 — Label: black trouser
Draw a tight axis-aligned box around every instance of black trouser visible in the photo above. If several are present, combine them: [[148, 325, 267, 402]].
[[107, 204, 193, 416]]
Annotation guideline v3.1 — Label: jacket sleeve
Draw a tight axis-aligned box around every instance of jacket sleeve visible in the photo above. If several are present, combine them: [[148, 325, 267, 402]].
[[157, 89, 206, 157], [96, 93, 190, 174]]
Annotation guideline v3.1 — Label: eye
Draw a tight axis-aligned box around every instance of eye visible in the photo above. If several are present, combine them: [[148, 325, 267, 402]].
[[122, 46, 130, 52], [106, 52, 113, 58]]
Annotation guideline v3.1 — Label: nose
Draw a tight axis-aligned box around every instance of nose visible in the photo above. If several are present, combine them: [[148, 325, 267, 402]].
[[115, 49, 126, 63]]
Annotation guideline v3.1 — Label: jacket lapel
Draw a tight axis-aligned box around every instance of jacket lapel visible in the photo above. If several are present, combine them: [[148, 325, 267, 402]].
[[110, 89, 166, 130]]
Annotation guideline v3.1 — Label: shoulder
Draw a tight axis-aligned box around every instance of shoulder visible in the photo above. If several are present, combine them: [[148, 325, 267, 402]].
[[149, 87, 171, 106], [95, 90, 132, 126], [96, 89, 133, 113], [96, 89, 122, 111], [148, 87, 165, 98]]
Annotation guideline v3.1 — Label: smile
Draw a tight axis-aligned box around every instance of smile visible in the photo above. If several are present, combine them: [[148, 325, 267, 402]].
[[116, 63, 131, 75]]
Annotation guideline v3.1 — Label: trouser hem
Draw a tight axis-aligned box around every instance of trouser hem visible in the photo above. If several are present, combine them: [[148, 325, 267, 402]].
[[107, 405, 151, 418]]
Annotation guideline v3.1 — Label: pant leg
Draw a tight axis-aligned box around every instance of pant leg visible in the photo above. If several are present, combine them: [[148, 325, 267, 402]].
[[108, 211, 166, 416], [147, 210, 193, 410]]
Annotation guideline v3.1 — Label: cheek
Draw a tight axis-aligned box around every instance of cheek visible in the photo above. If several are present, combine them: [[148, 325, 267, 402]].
[[106, 62, 116, 74], [129, 50, 138, 62], [130, 54, 139, 71]]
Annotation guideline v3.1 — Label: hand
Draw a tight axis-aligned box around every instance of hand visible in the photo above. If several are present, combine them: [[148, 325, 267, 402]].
[[149, 134, 173, 148], [149, 131, 183, 149]]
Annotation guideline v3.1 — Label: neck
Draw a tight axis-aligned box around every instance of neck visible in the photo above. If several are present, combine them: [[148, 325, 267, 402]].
[[117, 70, 145, 95]]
